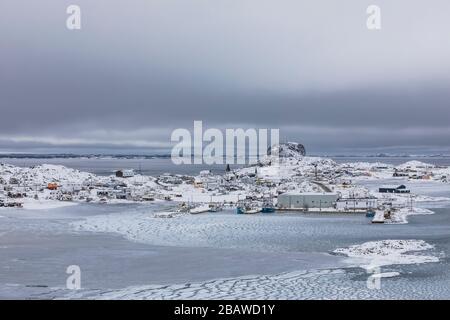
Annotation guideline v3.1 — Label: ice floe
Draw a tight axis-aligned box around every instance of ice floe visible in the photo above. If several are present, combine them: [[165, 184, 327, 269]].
[[334, 239, 439, 271]]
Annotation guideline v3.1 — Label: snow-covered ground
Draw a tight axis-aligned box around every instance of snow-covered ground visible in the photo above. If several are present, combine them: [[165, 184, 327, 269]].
[[20, 198, 79, 210], [2, 144, 450, 213], [388, 207, 435, 224], [2, 199, 449, 299], [59, 239, 441, 299], [334, 239, 440, 270], [2, 147, 450, 299]]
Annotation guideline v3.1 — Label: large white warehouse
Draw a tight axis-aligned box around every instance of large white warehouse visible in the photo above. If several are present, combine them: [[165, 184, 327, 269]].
[[277, 192, 339, 209]]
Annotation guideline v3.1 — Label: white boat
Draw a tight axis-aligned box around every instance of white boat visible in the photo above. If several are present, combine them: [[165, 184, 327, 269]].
[[243, 208, 261, 214], [189, 204, 211, 214], [372, 210, 385, 223], [208, 203, 223, 212]]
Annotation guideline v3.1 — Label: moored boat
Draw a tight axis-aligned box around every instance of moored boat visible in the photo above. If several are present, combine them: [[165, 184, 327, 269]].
[[366, 210, 375, 218], [208, 203, 223, 212], [236, 206, 262, 214], [372, 210, 385, 223], [189, 204, 211, 214]]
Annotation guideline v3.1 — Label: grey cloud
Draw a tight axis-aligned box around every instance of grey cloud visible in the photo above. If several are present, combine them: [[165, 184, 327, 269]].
[[1, 0, 450, 154]]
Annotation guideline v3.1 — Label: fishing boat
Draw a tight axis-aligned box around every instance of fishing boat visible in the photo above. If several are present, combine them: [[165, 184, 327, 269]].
[[236, 205, 262, 214], [177, 202, 190, 213], [189, 204, 211, 214], [365, 210, 376, 218], [208, 203, 223, 212], [371, 210, 385, 223], [261, 207, 276, 213]]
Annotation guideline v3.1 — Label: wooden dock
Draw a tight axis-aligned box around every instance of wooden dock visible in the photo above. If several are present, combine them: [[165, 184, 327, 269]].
[[371, 211, 385, 223], [276, 208, 369, 214]]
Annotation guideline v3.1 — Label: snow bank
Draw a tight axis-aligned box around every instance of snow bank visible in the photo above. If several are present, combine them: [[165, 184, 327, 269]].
[[414, 195, 450, 203], [396, 160, 435, 169], [341, 162, 392, 170], [334, 239, 439, 270], [389, 207, 434, 224], [20, 198, 78, 210]]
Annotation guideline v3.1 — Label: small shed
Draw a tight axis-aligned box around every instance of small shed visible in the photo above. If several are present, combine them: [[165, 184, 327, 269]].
[[115, 169, 134, 178], [47, 183, 58, 190], [379, 185, 410, 194]]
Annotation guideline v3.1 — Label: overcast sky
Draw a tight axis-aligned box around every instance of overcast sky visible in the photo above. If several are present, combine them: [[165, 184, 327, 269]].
[[1, 0, 450, 155]]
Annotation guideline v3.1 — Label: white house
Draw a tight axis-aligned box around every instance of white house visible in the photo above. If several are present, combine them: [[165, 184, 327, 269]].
[[199, 170, 212, 176], [115, 169, 134, 178]]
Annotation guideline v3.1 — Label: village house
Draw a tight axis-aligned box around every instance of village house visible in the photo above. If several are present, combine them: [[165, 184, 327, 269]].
[[9, 177, 19, 185], [393, 170, 409, 177], [47, 182, 58, 190], [379, 185, 410, 194], [193, 177, 204, 188], [115, 169, 134, 178]]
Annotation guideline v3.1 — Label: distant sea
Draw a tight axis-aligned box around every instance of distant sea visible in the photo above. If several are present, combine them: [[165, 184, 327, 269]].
[[330, 156, 450, 166], [1, 155, 450, 176]]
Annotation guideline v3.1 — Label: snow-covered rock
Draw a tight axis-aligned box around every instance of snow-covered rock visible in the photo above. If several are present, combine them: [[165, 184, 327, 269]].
[[334, 239, 439, 270], [268, 142, 306, 158]]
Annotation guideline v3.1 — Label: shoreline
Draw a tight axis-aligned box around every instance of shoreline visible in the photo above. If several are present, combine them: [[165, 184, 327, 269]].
[[0, 203, 448, 299], [2, 155, 450, 299]]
